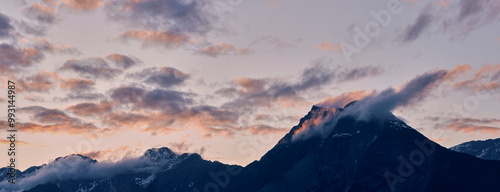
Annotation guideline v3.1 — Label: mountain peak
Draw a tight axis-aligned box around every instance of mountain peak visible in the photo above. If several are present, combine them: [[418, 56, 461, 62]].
[[54, 154, 97, 163], [343, 100, 357, 109], [142, 147, 178, 162], [450, 138, 500, 161], [281, 100, 413, 145]]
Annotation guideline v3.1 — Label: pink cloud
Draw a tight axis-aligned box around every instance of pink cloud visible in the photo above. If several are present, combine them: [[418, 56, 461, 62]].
[[316, 43, 340, 52], [62, 0, 103, 11], [198, 43, 251, 57], [120, 30, 190, 48]]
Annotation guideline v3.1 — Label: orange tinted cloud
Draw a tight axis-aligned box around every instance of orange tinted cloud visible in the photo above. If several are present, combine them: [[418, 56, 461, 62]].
[[100, 104, 241, 137], [16, 71, 62, 93], [438, 0, 451, 8], [81, 145, 137, 161], [101, 111, 150, 128], [315, 90, 374, 109], [246, 124, 288, 135], [265, 0, 281, 7], [62, 0, 103, 11], [127, 66, 190, 88], [0, 44, 44, 73], [42, 0, 60, 6], [276, 95, 311, 108], [316, 43, 340, 52], [23, 4, 58, 24], [199, 43, 251, 57], [121, 30, 190, 48], [449, 125, 500, 135], [452, 64, 500, 91], [106, 53, 139, 69], [0, 120, 99, 135], [0, 139, 47, 147], [60, 57, 123, 79], [31, 4, 56, 14], [474, 64, 500, 78], [33, 38, 78, 54], [110, 86, 146, 104], [0, 139, 31, 145], [22, 106, 75, 124], [443, 64, 471, 80], [24, 95, 46, 102], [292, 107, 336, 139], [233, 77, 267, 93], [67, 101, 115, 116], [16, 106, 103, 135], [60, 78, 95, 90], [442, 117, 500, 135]]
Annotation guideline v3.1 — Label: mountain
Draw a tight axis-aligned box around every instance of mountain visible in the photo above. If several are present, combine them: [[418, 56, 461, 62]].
[[450, 138, 500, 160], [4, 103, 500, 191], [225, 104, 500, 192], [0, 148, 241, 192]]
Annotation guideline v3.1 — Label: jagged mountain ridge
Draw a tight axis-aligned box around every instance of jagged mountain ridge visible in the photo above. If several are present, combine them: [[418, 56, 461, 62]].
[[3, 103, 500, 191], [450, 138, 500, 161], [225, 104, 500, 191], [1, 147, 241, 192]]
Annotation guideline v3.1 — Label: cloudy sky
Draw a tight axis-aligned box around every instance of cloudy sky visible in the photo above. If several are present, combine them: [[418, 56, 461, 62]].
[[0, 0, 499, 171]]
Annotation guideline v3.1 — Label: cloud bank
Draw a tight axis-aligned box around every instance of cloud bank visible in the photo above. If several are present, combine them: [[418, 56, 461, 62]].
[[0, 148, 185, 191], [293, 69, 449, 141]]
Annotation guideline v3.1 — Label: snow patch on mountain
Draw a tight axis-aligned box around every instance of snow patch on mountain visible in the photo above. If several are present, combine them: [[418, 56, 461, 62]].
[[76, 180, 100, 192], [332, 131, 361, 138], [450, 138, 500, 161], [135, 174, 156, 187], [0, 147, 186, 191]]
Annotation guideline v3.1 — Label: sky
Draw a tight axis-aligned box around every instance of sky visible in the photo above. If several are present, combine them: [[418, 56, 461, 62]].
[[0, 0, 499, 171]]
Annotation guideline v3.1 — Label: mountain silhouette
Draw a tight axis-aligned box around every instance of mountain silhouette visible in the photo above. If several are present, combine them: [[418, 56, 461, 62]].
[[3, 103, 500, 192], [450, 138, 500, 161]]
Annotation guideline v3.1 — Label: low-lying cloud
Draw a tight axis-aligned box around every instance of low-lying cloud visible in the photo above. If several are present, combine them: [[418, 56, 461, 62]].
[[0, 148, 184, 191], [293, 70, 449, 141]]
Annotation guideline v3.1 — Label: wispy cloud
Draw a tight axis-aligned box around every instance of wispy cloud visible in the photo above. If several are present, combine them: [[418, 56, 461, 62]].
[[62, 0, 103, 11], [105, 0, 215, 35], [316, 43, 340, 52], [21, 106, 80, 124], [120, 30, 191, 48], [0, 148, 185, 191], [106, 54, 140, 69], [110, 86, 147, 104], [3, 106, 103, 135], [197, 43, 251, 57], [33, 39, 79, 55], [218, 63, 382, 112], [0, 13, 14, 38], [127, 66, 190, 88], [440, 117, 500, 135], [401, 9, 433, 42], [0, 43, 43, 74], [315, 90, 375, 109], [59, 57, 122, 79], [250, 36, 295, 48], [0, 38, 78, 75], [22, 4, 59, 24], [16, 71, 62, 93], [452, 64, 500, 92], [342, 70, 448, 120], [67, 101, 115, 116], [60, 78, 95, 91], [293, 69, 451, 140]]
